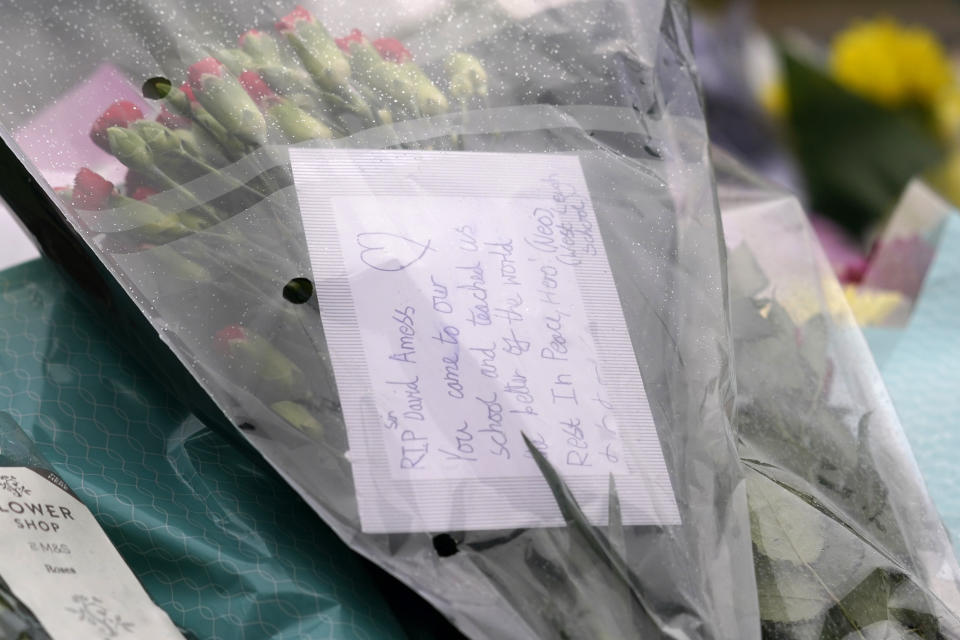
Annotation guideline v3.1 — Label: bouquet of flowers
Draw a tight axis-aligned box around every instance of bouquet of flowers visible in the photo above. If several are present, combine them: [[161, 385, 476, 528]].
[[716, 152, 960, 639], [0, 1, 757, 637], [66, 7, 491, 245]]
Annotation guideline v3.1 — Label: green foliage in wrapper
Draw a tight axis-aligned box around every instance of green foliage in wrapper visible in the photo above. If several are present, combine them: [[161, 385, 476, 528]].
[[728, 243, 951, 639], [781, 50, 945, 237]]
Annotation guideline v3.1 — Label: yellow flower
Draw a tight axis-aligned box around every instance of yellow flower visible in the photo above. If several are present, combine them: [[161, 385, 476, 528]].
[[843, 285, 906, 326], [897, 26, 955, 104], [761, 80, 788, 119], [934, 86, 960, 141], [774, 278, 905, 328], [926, 147, 960, 207], [830, 17, 955, 109]]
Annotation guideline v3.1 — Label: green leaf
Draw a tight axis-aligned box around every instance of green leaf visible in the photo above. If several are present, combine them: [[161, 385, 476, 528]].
[[520, 433, 685, 640], [606, 475, 626, 560], [819, 569, 942, 640], [840, 620, 922, 639], [756, 554, 832, 624], [782, 50, 945, 237], [727, 244, 770, 300], [888, 608, 943, 639], [819, 569, 901, 639], [748, 473, 825, 564]]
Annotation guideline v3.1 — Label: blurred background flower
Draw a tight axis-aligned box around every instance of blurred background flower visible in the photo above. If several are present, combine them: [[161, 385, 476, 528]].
[[693, 0, 960, 278], [695, 0, 960, 548]]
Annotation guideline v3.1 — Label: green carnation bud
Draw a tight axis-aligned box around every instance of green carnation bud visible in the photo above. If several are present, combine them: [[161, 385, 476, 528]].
[[446, 52, 488, 100], [402, 66, 449, 116], [150, 244, 211, 282], [164, 85, 192, 116], [130, 120, 182, 155], [170, 128, 203, 159], [239, 30, 284, 66], [197, 74, 268, 146], [296, 41, 351, 90], [267, 101, 332, 142], [271, 400, 323, 438], [173, 127, 228, 166], [215, 325, 308, 400], [214, 48, 255, 75], [350, 43, 418, 115], [188, 58, 268, 146], [258, 64, 317, 97], [283, 21, 350, 90], [107, 126, 154, 171], [109, 194, 191, 239]]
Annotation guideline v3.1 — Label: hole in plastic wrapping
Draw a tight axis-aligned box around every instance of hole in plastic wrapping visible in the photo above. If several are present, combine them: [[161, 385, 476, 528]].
[[142, 77, 172, 100], [238, 423, 256, 432], [283, 278, 314, 304], [432, 533, 459, 557]]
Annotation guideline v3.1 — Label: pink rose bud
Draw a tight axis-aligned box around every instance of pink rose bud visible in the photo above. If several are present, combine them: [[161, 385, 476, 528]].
[[90, 101, 144, 151], [373, 37, 412, 63], [130, 186, 159, 201], [215, 324, 248, 354], [275, 6, 314, 34], [157, 105, 191, 129], [71, 168, 115, 211], [335, 28, 367, 53], [238, 70, 278, 107]]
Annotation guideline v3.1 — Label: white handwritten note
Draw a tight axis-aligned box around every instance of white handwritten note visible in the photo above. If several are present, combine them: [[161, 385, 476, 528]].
[[291, 149, 678, 533]]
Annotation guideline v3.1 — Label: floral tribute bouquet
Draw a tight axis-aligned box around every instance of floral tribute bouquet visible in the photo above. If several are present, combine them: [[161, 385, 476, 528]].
[[0, 1, 759, 637], [715, 153, 960, 640]]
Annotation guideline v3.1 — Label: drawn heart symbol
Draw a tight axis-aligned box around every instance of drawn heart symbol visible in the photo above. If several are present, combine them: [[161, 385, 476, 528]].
[[356, 232, 433, 272]]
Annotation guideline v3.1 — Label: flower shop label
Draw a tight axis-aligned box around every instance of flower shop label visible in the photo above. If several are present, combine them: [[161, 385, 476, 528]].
[[0, 468, 183, 639], [291, 149, 679, 532]]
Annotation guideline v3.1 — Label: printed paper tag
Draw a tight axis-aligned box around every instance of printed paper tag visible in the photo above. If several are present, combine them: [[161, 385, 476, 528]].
[[0, 468, 182, 639], [291, 149, 678, 532]]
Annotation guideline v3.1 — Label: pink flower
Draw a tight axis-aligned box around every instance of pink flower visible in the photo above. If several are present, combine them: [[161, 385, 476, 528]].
[[373, 37, 411, 63], [335, 29, 367, 53], [187, 57, 226, 94], [179, 82, 197, 103], [861, 235, 937, 298], [238, 70, 278, 107], [837, 260, 868, 285], [157, 105, 191, 129], [810, 215, 867, 285], [186, 57, 267, 145], [275, 6, 314, 34], [238, 28, 263, 47], [124, 169, 155, 198], [130, 186, 159, 201], [71, 168, 115, 211], [215, 324, 247, 353], [90, 101, 143, 151]]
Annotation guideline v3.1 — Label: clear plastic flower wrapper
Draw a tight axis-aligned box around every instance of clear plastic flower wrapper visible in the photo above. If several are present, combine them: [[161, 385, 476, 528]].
[[0, 1, 758, 637], [715, 152, 960, 639], [0, 258, 411, 640]]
